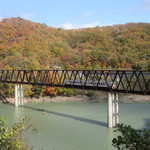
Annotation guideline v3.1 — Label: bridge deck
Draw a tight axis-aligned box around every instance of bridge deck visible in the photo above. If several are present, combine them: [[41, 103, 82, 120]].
[[0, 70, 149, 95]]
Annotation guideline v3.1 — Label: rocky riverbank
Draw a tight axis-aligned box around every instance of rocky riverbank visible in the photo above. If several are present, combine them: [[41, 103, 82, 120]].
[[6, 91, 150, 104]]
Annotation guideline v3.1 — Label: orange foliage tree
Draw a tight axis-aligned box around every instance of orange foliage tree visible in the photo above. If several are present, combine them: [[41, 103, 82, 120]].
[[45, 86, 57, 96]]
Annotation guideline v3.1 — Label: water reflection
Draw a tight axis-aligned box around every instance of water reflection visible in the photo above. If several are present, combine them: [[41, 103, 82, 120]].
[[107, 128, 116, 150], [14, 106, 24, 120]]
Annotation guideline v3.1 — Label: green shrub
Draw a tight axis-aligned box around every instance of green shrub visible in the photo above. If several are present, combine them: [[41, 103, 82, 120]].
[[30, 85, 46, 97], [55, 87, 77, 97], [0, 83, 14, 98], [112, 123, 150, 150], [0, 116, 38, 150], [23, 85, 34, 97], [86, 90, 98, 97]]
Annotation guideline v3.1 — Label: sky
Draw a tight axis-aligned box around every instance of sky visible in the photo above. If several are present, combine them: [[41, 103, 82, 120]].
[[0, 0, 150, 29]]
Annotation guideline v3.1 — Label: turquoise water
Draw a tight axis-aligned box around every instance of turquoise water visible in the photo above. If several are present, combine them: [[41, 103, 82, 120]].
[[0, 101, 150, 150]]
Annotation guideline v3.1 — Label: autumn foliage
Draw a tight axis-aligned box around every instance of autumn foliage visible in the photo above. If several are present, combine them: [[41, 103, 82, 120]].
[[45, 86, 57, 96], [0, 17, 149, 70]]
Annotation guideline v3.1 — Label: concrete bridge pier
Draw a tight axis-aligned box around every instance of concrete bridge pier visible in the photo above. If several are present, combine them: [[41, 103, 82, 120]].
[[15, 84, 24, 107], [107, 92, 119, 128]]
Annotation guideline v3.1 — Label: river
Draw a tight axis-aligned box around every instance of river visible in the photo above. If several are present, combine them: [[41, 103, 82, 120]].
[[0, 101, 150, 150]]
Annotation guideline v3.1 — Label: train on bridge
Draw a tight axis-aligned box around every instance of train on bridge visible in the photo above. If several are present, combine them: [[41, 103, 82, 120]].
[[64, 80, 116, 88]]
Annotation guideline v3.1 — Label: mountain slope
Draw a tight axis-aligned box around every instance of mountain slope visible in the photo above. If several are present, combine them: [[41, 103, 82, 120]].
[[0, 17, 150, 70]]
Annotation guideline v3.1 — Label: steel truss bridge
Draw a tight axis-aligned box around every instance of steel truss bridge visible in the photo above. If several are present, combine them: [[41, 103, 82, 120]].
[[0, 70, 149, 95]]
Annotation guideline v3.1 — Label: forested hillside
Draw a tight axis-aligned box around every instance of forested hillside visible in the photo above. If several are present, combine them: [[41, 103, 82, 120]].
[[0, 17, 150, 70]]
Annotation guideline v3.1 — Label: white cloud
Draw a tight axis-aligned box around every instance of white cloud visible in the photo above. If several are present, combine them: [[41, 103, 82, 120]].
[[61, 23, 75, 29], [61, 21, 117, 29], [79, 21, 101, 28], [0, 16, 4, 22], [61, 21, 102, 29], [20, 13, 35, 20]]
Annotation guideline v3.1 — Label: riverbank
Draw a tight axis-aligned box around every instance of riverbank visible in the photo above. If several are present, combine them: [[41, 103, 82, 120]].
[[6, 91, 150, 104]]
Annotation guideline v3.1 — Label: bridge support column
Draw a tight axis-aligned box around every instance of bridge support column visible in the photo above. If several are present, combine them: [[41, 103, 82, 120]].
[[107, 92, 119, 128], [15, 84, 24, 107]]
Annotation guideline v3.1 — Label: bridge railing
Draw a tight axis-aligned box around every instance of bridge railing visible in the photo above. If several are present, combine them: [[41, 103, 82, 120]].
[[0, 70, 149, 95]]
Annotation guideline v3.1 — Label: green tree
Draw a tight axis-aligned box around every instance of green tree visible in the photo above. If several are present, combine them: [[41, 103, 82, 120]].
[[112, 124, 150, 150]]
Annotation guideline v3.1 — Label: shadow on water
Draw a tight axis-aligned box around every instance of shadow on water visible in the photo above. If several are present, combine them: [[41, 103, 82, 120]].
[[22, 106, 107, 127]]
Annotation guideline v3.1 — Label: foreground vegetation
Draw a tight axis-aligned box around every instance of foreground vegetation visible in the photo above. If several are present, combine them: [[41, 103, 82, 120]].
[[112, 124, 150, 150], [0, 116, 38, 150]]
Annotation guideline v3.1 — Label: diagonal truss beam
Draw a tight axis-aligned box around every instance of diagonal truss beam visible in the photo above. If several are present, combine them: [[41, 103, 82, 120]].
[[0, 70, 149, 95]]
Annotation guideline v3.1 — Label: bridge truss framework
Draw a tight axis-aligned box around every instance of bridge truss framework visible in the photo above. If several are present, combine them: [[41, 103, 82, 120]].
[[0, 70, 149, 95]]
